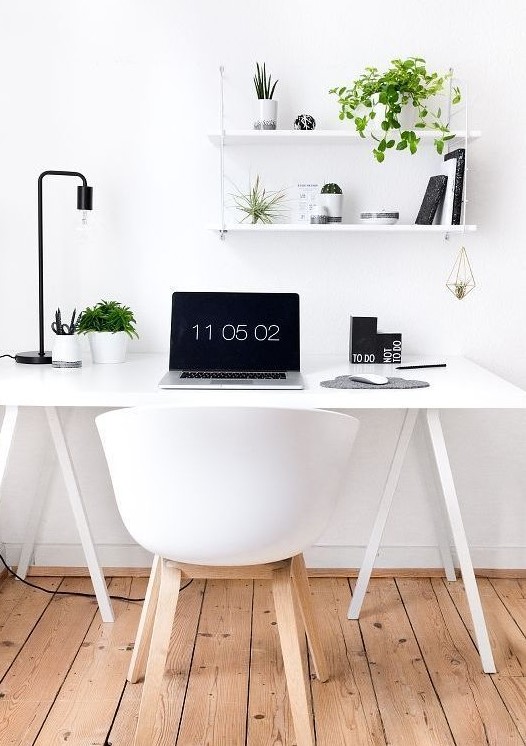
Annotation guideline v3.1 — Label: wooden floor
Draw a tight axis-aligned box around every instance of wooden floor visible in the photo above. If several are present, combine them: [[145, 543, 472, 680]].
[[0, 574, 525, 745]]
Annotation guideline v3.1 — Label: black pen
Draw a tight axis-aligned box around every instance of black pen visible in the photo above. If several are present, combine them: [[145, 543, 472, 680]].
[[396, 363, 447, 370]]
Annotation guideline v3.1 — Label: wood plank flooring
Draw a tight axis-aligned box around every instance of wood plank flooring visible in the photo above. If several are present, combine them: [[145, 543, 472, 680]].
[[0, 574, 525, 745]]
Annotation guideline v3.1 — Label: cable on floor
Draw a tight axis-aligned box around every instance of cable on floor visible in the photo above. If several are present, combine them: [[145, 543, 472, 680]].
[[0, 551, 192, 601]]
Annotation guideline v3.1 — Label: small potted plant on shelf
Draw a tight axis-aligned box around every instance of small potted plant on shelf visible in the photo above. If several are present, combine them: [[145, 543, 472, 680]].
[[76, 300, 138, 364], [231, 174, 287, 224], [329, 57, 461, 162], [253, 62, 279, 130], [51, 308, 82, 368], [320, 183, 343, 223]]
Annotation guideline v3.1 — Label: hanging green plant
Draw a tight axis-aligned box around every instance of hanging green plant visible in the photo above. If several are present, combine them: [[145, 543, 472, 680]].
[[330, 57, 461, 162]]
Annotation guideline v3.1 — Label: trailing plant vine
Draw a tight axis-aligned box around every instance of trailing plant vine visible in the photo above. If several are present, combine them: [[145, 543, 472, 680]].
[[330, 57, 461, 162]]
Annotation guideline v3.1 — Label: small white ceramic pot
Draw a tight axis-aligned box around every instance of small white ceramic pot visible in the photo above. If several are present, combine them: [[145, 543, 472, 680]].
[[310, 203, 329, 224], [320, 193, 343, 222], [254, 99, 278, 130], [52, 335, 82, 368], [88, 331, 128, 364]]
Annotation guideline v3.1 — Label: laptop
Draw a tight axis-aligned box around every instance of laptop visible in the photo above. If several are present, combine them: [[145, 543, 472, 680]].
[[159, 291, 303, 389]]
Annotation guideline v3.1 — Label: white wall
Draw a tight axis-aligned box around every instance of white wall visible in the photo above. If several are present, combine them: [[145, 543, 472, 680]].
[[1, 0, 526, 569]]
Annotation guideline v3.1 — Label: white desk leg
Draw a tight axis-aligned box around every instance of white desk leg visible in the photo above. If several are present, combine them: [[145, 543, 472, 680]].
[[348, 408, 419, 620], [17, 456, 56, 579], [45, 407, 115, 623], [0, 406, 18, 502], [425, 409, 496, 673]]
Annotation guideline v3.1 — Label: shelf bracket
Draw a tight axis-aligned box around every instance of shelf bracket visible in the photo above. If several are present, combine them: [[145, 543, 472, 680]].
[[219, 65, 226, 239]]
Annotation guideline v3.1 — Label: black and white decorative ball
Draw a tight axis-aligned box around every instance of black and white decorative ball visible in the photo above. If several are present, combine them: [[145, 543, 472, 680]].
[[294, 114, 316, 130]]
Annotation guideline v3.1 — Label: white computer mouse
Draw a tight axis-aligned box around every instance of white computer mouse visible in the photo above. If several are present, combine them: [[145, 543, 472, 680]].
[[350, 373, 389, 385]]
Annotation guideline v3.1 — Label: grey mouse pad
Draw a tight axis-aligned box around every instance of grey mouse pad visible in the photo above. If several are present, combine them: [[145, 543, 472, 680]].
[[320, 376, 430, 389]]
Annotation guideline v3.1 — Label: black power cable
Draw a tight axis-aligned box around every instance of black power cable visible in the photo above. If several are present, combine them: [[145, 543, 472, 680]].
[[0, 552, 192, 602], [0, 354, 15, 359]]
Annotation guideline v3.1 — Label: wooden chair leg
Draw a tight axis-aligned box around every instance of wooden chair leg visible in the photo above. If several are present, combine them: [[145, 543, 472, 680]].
[[291, 553, 329, 683], [128, 554, 161, 683], [272, 560, 315, 746], [134, 559, 181, 746]]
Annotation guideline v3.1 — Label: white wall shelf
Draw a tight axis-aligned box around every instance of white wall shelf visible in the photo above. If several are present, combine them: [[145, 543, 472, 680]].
[[210, 224, 477, 234], [213, 67, 477, 239], [209, 129, 481, 147]]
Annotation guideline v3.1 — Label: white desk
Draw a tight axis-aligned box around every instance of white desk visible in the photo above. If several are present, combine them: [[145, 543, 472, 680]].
[[1, 353, 524, 672]]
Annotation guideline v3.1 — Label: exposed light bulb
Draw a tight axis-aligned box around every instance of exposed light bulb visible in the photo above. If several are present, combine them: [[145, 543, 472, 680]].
[[81, 210, 88, 226]]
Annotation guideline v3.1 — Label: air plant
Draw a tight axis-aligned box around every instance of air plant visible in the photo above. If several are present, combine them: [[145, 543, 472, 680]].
[[253, 62, 278, 100], [231, 175, 287, 224]]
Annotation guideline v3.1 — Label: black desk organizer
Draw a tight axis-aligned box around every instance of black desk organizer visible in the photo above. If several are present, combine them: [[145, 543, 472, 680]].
[[349, 317, 402, 365]]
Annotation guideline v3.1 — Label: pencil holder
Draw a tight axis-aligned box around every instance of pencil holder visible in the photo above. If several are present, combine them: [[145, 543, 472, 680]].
[[52, 335, 82, 368]]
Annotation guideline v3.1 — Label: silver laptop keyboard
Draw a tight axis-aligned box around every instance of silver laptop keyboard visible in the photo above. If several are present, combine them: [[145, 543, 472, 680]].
[[181, 371, 286, 380]]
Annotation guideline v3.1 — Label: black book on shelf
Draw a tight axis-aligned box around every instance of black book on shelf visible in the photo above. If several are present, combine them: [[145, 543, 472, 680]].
[[444, 148, 466, 225], [415, 175, 448, 225]]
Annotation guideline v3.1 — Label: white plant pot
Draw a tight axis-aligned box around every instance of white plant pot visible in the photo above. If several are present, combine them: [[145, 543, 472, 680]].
[[52, 335, 82, 368], [88, 331, 128, 364], [320, 193, 343, 222], [254, 99, 278, 130]]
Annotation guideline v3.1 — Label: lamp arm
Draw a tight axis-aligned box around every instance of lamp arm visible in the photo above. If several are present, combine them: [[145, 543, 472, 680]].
[[37, 170, 89, 357]]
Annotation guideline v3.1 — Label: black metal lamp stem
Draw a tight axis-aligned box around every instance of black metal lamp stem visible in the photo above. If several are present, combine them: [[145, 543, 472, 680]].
[[16, 171, 93, 365]]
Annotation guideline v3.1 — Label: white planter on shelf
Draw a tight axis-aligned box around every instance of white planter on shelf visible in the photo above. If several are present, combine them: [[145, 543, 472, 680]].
[[254, 99, 278, 130], [52, 335, 82, 368], [88, 331, 128, 364], [320, 193, 343, 223]]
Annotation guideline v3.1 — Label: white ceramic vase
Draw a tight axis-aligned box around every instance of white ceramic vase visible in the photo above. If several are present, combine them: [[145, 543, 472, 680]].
[[88, 331, 128, 364], [254, 99, 278, 130], [52, 335, 82, 368]]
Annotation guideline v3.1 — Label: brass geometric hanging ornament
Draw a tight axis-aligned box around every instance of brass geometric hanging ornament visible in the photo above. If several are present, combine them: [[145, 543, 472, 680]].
[[446, 246, 476, 300]]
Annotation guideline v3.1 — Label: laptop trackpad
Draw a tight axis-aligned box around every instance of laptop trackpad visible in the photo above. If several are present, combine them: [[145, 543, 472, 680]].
[[212, 379, 254, 386]]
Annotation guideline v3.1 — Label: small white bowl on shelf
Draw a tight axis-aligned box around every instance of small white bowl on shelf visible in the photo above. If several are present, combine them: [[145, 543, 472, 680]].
[[359, 210, 399, 225]]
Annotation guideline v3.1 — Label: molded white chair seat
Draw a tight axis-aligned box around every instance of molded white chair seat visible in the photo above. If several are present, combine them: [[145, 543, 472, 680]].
[[97, 406, 359, 746]]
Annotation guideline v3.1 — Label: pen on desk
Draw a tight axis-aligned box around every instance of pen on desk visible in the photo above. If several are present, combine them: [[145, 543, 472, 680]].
[[396, 363, 447, 370]]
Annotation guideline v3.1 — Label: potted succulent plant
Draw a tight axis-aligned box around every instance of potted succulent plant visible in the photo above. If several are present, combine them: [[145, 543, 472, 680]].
[[77, 300, 138, 364], [330, 57, 461, 162], [51, 308, 82, 368], [320, 183, 343, 223], [253, 62, 279, 130]]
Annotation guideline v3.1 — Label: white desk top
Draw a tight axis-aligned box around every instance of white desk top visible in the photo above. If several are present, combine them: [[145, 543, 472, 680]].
[[0, 354, 524, 409]]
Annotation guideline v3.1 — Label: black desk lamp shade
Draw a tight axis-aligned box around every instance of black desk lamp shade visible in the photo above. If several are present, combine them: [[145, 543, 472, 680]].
[[15, 171, 93, 364]]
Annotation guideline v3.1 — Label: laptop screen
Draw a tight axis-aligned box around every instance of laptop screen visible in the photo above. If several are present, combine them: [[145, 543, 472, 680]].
[[169, 292, 300, 371]]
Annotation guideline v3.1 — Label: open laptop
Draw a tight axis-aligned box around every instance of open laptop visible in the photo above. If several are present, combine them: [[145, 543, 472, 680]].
[[159, 291, 303, 389]]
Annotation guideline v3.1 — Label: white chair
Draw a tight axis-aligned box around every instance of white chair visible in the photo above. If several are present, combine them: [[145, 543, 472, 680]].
[[96, 406, 359, 746]]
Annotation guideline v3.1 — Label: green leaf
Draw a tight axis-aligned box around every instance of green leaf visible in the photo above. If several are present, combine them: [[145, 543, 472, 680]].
[[339, 112, 344, 120], [409, 140, 418, 154], [381, 120, 389, 131], [435, 139, 444, 154], [373, 149, 385, 163], [378, 139, 387, 152], [396, 140, 408, 150], [386, 139, 395, 148], [414, 122, 426, 128]]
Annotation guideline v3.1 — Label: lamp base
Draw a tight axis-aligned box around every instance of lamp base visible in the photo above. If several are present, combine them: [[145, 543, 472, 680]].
[[15, 351, 52, 364]]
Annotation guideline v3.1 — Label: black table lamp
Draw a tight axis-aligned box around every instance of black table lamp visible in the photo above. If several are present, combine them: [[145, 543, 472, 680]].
[[15, 171, 93, 364]]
